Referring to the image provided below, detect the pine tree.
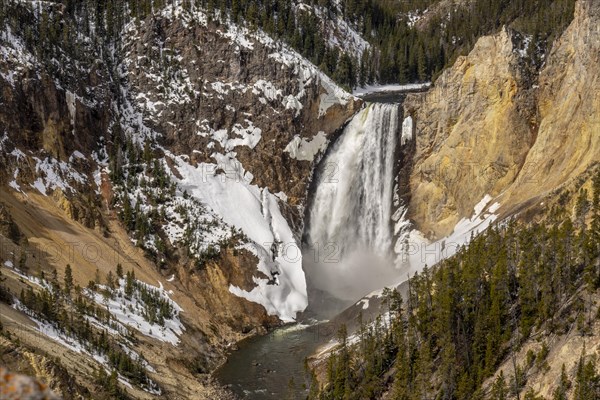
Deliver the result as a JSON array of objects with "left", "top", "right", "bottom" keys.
[
  {"left": 142, "top": 140, "right": 153, "bottom": 164},
  {"left": 106, "top": 271, "right": 116, "bottom": 290},
  {"left": 575, "top": 188, "right": 590, "bottom": 228},
  {"left": 416, "top": 44, "right": 427, "bottom": 82},
  {"left": 0, "top": 261, "right": 11, "bottom": 304},
  {"left": 523, "top": 388, "right": 545, "bottom": 400},
  {"left": 490, "top": 371, "right": 508, "bottom": 400},
  {"left": 552, "top": 364, "right": 571, "bottom": 400},
  {"left": 574, "top": 353, "right": 600, "bottom": 400},
  {"left": 122, "top": 196, "right": 133, "bottom": 230},
  {"left": 125, "top": 270, "right": 135, "bottom": 298},
  {"left": 18, "top": 246, "right": 28, "bottom": 274},
  {"left": 51, "top": 268, "right": 58, "bottom": 285},
  {"left": 108, "top": 369, "right": 119, "bottom": 396},
  {"left": 64, "top": 264, "right": 74, "bottom": 295},
  {"left": 591, "top": 169, "right": 600, "bottom": 274}
]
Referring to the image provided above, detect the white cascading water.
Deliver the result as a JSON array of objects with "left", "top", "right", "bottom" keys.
[{"left": 304, "top": 103, "right": 406, "bottom": 302}]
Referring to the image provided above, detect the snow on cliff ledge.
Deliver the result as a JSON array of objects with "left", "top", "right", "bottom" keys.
[
  {"left": 284, "top": 131, "right": 328, "bottom": 162},
  {"left": 154, "top": 1, "right": 354, "bottom": 118},
  {"left": 396, "top": 194, "right": 501, "bottom": 278},
  {"left": 169, "top": 151, "right": 307, "bottom": 322}
]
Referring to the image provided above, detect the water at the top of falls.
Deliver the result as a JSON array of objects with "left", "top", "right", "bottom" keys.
[{"left": 304, "top": 102, "right": 403, "bottom": 305}]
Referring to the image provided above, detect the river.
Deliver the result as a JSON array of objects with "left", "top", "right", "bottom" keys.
[{"left": 215, "top": 321, "right": 331, "bottom": 399}]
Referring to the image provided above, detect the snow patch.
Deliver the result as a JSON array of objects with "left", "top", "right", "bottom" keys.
[
  {"left": 284, "top": 131, "right": 328, "bottom": 162},
  {"left": 29, "top": 156, "right": 87, "bottom": 196},
  {"left": 170, "top": 152, "right": 307, "bottom": 321},
  {"left": 356, "top": 298, "right": 369, "bottom": 310},
  {"left": 197, "top": 121, "right": 262, "bottom": 151},
  {"left": 87, "top": 278, "right": 185, "bottom": 346},
  {"left": 66, "top": 91, "right": 76, "bottom": 133},
  {"left": 9, "top": 169, "right": 22, "bottom": 192},
  {"left": 282, "top": 95, "right": 303, "bottom": 116},
  {"left": 397, "top": 195, "right": 501, "bottom": 277},
  {"left": 252, "top": 79, "right": 281, "bottom": 101}
]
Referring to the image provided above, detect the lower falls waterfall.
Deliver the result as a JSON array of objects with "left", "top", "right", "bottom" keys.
[{"left": 304, "top": 102, "right": 411, "bottom": 306}]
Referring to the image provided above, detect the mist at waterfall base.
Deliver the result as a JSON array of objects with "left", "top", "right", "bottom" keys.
[
  {"left": 304, "top": 103, "right": 405, "bottom": 313},
  {"left": 302, "top": 247, "right": 399, "bottom": 303}
]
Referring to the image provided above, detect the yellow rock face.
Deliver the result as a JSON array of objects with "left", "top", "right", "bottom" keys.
[
  {"left": 500, "top": 0, "right": 600, "bottom": 211},
  {"left": 41, "top": 119, "right": 68, "bottom": 161},
  {"left": 405, "top": 27, "right": 534, "bottom": 238},
  {"left": 405, "top": 0, "right": 600, "bottom": 238}
]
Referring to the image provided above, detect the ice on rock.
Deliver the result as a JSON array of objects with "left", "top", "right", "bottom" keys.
[
  {"left": 284, "top": 131, "right": 328, "bottom": 162},
  {"left": 401, "top": 116, "right": 413, "bottom": 145}
]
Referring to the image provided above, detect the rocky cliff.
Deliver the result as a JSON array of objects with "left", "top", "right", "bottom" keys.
[
  {"left": 499, "top": 0, "right": 600, "bottom": 212},
  {"left": 404, "top": 0, "right": 599, "bottom": 239},
  {"left": 121, "top": 6, "right": 359, "bottom": 206}
]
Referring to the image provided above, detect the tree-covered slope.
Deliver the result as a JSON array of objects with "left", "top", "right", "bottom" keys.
[
  {"left": 0, "top": 0, "right": 579, "bottom": 90},
  {"left": 140, "top": 0, "right": 577, "bottom": 88},
  {"left": 310, "top": 168, "right": 600, "bottom": 400}
]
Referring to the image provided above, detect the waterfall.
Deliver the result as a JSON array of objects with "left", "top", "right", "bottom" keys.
[{"left": 304, "top": 103, "right": 404, "bottom": 303}]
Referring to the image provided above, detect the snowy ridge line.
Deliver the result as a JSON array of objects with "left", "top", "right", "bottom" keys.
[
  {"left": 314, "top": 311, "right": 392, "bottom": 360},
  {"left": 13, "top": 306, "right": 162, "bottom": 395},
  {"left": 4, "top": 262, "right": 54, "bottom": 292},
  {"left": 394, "top": 194, "right": 501, "bottom": 284},
  {"left": 4, "top": 261, "right": 184, "bottom": 347}
]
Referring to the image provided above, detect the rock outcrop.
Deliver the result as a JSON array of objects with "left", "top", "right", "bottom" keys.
[
  {"left": 499, "top": 0, "right": 600, "bottom": 211},
  {"left": 0, "top": 367, "right": 60, "bottom": 400},
  {"left": 404, "top": 0, "right": 600, "bottom": 239},
  {"left": 404, "top": 26, "right": 536, "bottom": 238}
]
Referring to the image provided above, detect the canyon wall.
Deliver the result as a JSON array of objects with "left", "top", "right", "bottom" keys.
[{"left": 404, "top": 0, "right": 599, "bottom": 239}]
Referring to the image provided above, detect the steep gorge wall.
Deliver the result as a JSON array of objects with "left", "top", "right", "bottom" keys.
[
  {"left": 404, "top": 0, "right": 599, "bottom": 239},
  {"left": 123, "top": 11, "right": 359, "bottom": 208},
  {"left": 499, "top": 0, "right": 600, "bottom": 211}
]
